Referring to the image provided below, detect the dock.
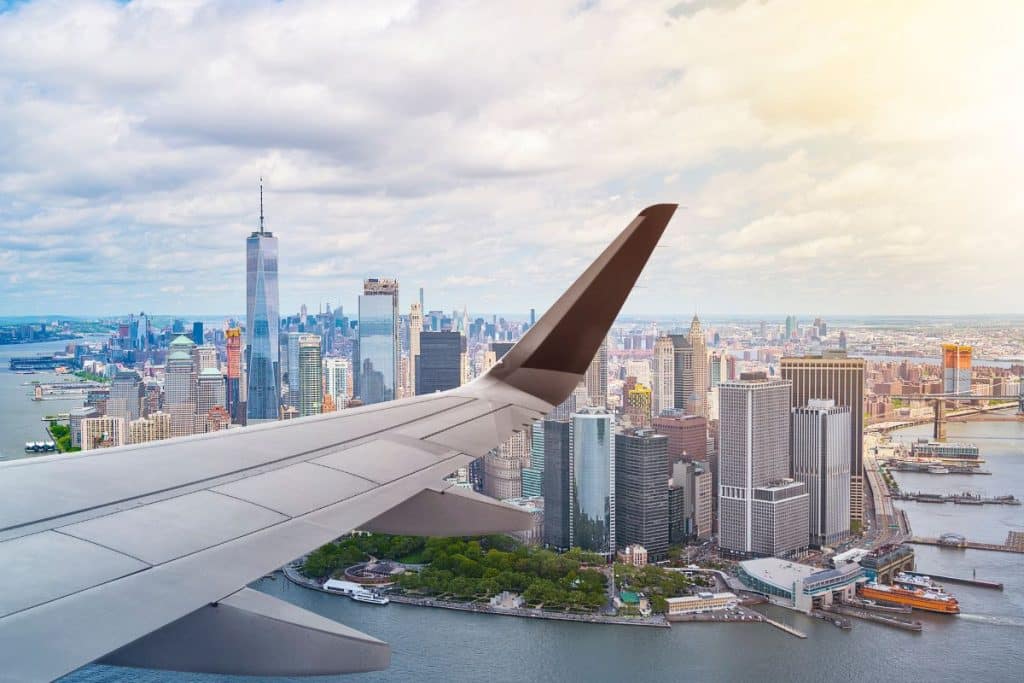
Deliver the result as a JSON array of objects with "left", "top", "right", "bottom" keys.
[
  {"left": 908, "top": 537, "right": 1024, "bottom": 555},
  {"left": 903, "top": 570, "right": 1003, "bottom": 590},
  {"left": 825, "top": 605, "right": 922, "bottom": 632},
  {"left": 761, "top": 616, "right": 807, "bottom": 639},
  {"left": 893, "top": 492, "right": 1020, "bottom": 506}
]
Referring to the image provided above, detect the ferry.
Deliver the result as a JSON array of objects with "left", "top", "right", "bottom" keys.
[
  {"left": 322, "top": 579, "right": 390, "bottom": 605},
  {"left": 926, "top": 465, "right": 949, "bottom": 474},
  {"left": 857, "top": 582, "right": 959, "bottom": 614},
  {"left": 893, "top": 573, "right": 942, "bottom": 592}
]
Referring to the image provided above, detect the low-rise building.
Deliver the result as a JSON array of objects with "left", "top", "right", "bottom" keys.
[
  {"left": 665, "top": 591, "right": 738, "bottom": 617},
  {"left": 618, "top": 544, "right": 648, "bottom": 567},
  {"left": 736, "top": 557, "right": 862, "bottom": 613}
]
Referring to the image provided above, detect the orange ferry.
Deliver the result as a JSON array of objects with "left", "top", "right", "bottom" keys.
[{"left": 857, "top": 582, "right": 960, "bottom": 614}]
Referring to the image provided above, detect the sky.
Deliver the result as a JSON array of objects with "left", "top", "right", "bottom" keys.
[{"left": 1, "top": 0, "right": 1022, "bottom": 318}]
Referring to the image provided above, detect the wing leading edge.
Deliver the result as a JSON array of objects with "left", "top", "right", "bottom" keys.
[{"left": 0, "top": 204, "right": 676, "bottom": 681}]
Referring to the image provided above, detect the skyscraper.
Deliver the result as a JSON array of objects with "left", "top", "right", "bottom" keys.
[
  {"left": 108, "top": 370, "right": 142, "bottom": 423},
  {"left": 286, "top": 331, "right": 302, "bottom": 401},
  {"left": 652, "top": 335, "right": 675, "bottom": 416},
  {"left": 322, "top": 357, "right": 350, "bottom": 410},
  {"left": 166, "top": 335, "right": 197, "bottom": 438},
  {"left": 652, "top": 410, "right": 707, "bottom": 468},
  {"left": 583, "top": 337, "right": 608, "bottom": 408},
  {"left": 297, "top": 334, "right": 322, "bottom": 417},
  {"left": 615, "top": 428, "right": 669, "bottom": 560},
  {"left": 408, "top": 303, "right": 423, "bottom": 395},
  {"left": 225, "top": 327, "right": 244, "bottom": 425},
  {"left": 780, "top": 352, "right": 866, "bottom": 527},
  {"left": 483, "top": 430, "right": 530, "bottom": 500},
  {"left": 196, "top": 368, "right": 227, "bottom": 432},
  {"left": 357, "top": 278, "right": 399, "bottom": 405},
  {"left": 570, "top": 407, "right": 616, "bottom": 558},
  {"left": 625, "top": 383, "right": 653, "bottom": 428},
  {"left": 542, "top": 419, "right": 572, "bottom": 551},
  {"left": 192, "top": 321, "right": 204, "bottom": 346},
  {"left": 719, "top": 372, "right": 807, "bottom": 557},
  {"left": 669, "top": 316, "right": 709, "bottom": 417},
  {"left": 246, "top": 181, "right": 281, "bottom": 421},
  {"left": 942, "top": 344, "right": 972, "bottom": 394},
  {"left": 522, "top": 420, "right": 544, "bottom": 498},
  {"left": 792, "top": 400, "right": 851, "bottom": 547},
  {"left": 416, "top": 331, "right": 462, "bottom": 395}
]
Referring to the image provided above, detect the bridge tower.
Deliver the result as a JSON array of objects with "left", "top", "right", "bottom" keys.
[{"left": 933, "top": 399, "right": 947, "bottom": 441}]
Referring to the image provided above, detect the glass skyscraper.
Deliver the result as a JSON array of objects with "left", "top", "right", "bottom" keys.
[
  {"left": 246, "top": 186, "right": 280, "bottom": 421},
  {"left": 569, "top": 407, "right": 616, "bottom": 558},
  {"left": 357, "top": 278, "right": 399, "bottom": 405}
]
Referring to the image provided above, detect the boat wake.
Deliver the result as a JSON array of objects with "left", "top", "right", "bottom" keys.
[{"left": 957, "top": 613, "right": 1024, "bottom": 628}]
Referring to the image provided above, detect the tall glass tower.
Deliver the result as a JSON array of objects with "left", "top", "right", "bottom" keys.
[
  {"left": 246, "top": 181, "right": 280, "bottom": 421},
  {"left": 569, "top": 407, "right": 616, "bottom": 558},
  {"left": 357, "top": 278, "right": 399, "bottom": 405}
]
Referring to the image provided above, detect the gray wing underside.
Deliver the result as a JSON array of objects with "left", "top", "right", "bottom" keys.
[{"left": 0, "top": 204, "right": 675, "bottom": 682}]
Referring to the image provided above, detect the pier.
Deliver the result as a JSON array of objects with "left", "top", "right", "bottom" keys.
[
  {"left": 760, "top": 616, "right": 807, "bottom": 639},
  {"left": 908, "top": 537, "right": 1024, "bottom": 555},
  {"left": 902, "top": 571, "right": 1003, "bottom": 590},
  {"left": 893, "top": 492, "right": 1020, "bottom": 506},
  {"left": 824, "top": 605, "right": 922, "bottom": 632}
]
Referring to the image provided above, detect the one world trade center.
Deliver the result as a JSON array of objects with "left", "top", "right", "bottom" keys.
[{"left": 246, "top": 181, "right": 280, "bottom": 420}]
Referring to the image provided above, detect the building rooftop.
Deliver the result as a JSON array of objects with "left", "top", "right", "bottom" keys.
[{"left": 739, "top": 558, "right": 817, "bottom": 590}]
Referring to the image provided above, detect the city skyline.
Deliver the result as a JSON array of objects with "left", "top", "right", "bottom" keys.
[{"left": 1, "top": 1, "right": 1022, "bottom": 316}]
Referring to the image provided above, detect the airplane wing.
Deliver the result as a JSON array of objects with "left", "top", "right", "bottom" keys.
[{"left": 0, "top": 204, "right": 676, "bottom": 682}]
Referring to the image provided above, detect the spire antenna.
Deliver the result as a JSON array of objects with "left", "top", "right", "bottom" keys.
[{"left": 259, "top": 177, "right": 265, "bottom": 234}]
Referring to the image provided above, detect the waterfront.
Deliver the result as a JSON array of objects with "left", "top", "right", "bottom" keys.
[{"left": 3, "top": 341, "right": 1021, "bottom": 682}]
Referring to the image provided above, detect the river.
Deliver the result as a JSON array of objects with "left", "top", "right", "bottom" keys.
[{"left": 2, "top": 342, "right": 1020, "bottom": 682}]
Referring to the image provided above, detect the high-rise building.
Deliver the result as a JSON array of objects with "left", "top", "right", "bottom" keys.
[
  {"left": 652, "top": 410, "right": 707, "bottom": 469},
  {"left": 127, "top": 411, "right": 171, "bottom": 445},
  {"left": 195, "top": 345, "right": 218, "bottom": 372},
  {"left": 670, "top": 316, "right": 709, "bottom": 417},
  {"left": 416, "top": 331, "right": 462, "bottom": 395},
  {"left": 357, "top": 278, "right": 399, "bottom": 405},
  {"left": 584, "top": 337, "right": 608, "bottom": 408},
  {"left": 483, "top": 429, "right": 530, "bottom": 500},
  {"left": 225, "top": 327, "right": 244, "bottom": 425},
  {"left": 942, "top": 344, "right": 972, "bottom": 394},
  {"left": 323, "top": 357, "right": 350, "bottom": 410},
  {"left": 653, "top": 335, "right": 675, "bottom": 416},
  {"left": 522, "top": 420, "right": 544, "bottom": 498},
  {"left": 81, "top": 415, "right": 126, "bottom": 451},
  {"left": 246, "top": 182, "right": 281, "bottom": 421},
  {"left": 615, "top": 428, "right": 669, "bottom": 560},
  {"left": 108, "top": 370, "right": 142, "bottom": 423},
  {"left": 286, "top": 331, "right": 302, "bottom": 401},
  {"left": 69, "top": 406, "right": 98, "bottom": 449},
  {"left": 625, "top": 383, "right": 653, "bottom": 428},
  {"left": 792, "top": 400, "right": 851, "bottom": 547},
  {"left": 408, "top": 303, "right": 423, "bottom": 395},
  {"left": 719, "top": 372, "right": 807, "bottom": 557},
  {"left": 166, "top": 335, "right": 197, "bottom": 438},
  {"left": 570, "top": 407, "right": 616, "bottom": 558},
  {"left": 297, "top": 334, "right": 323, "bottom": 417},
  {"left": 780, "top": 352, "right": 866, "bottom": 527},
  {"left": 669, "top": 460, "right": 713, "bottom": 541},
  {"left": 192, "top": 321, "right": 204, "bottom": 346},
  {"left": 542, "top": 419, "right": 572, "bottom": 550},
  {"left": 196, "top": 368, "right": 227, "bottom": 431}
]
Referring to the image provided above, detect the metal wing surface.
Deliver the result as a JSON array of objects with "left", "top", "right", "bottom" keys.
[{"left": 0, "top": 204, "right": 676, "bottom": 681}]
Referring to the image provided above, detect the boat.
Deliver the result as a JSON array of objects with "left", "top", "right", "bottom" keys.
[
  {"left": 926, "top": 465, "right": 949, "bottom": 474},
  {"left": 322, "top": 579, "right": 389, "bottom": 605},
  {"left": 352, "top": 589, "right": 390, "bottom": 605},
  {"left": 893, "top": 573, "right": 943, "bottom": 592},
  {"left": 857, "top": 582, "right": 959, "bottom": 614}
]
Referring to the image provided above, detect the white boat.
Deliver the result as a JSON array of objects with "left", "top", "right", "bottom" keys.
[
  {"left": 894, "top": 572, "right": 943, "bottom": 591},
  {"left": 927, "top": 465, "right": 949, "bottom": 474},
  {"left": 323, "top": 579, "right": 389, "bottom": 605},
  {"left": 352, "top": 589, "right": 390, "bottom": 605}
]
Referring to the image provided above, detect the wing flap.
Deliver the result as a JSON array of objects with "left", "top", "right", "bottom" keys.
[{"left": 363, "top": 486, "right": 534, "bottom": 537}]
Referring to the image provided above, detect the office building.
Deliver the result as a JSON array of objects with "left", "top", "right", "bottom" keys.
[
  {"left": 225, "top": 327, "right": 244, "bottom": 425},
  {"left": 357, "top": 278, "right": 399, "bottom": 404},
  {"left": 408, "top": 303, "right": 423, "bottom": 396},
  {"left": 792, "top": 400, "right": 851, "bottom": 547},
  {"left": 166, "top": 335, "right": 197, "bottom": 438},
  {"left": 246, "top": 184, "right": 281, "bottom": 421},
  {"left": 483, "top": 429, "right": 530, "bottom": 500},
  {"left": 652, "top": 335, "right": 675, "bottom": 415},
  {"left": 625, "top": 383, "right": 653, "bottom": 428},
  {"left": 69, "top": 406, "right": 98, "bottom": 449},
  {"left": 296, "top": 334, "right": 323, "bottom": 417},
  {"left": 192, "top": 321, "right": 204, "bottom": 346},
  {"left": 522, "top": 420, "right": 544, "bottom": 498},
  {"left": 652, "top": 410, "right": 707, "bottom": 468},
  {"left": 670, "top": 460, "right": 712, "bottom": 541},
  {"left": 942, "top": 344, "right": 972, "bottom": 394},
  {"left": 780, "top": 352, "right": 865, "bottom": 526},
  {"left": 542, "top": 419, "right": 572, "bottom": 551},
  {"left": 615, "top": 428, "right": 669, "bottom": 560},
  {"left": 127, "top": 411, "right": 171, "bottom": 445},
  {"left": 108, "top": 370, "right": 143, "bottom": 422},
  {"left": 416, "top": 331, "right": 462, "bottom": 395},
  {"left": 719, "top": 372, "right": 808, "bottom": 557},
  {"left": 669, "top": 316, "right": 709, "bottom": 417},
  {"left": 569, "top": 407, "right": 616, "bottom": 558},
  {"left": 286, "top": 331, "right": 302, "bottom": 400},
  {"left": 584, "top": 337, "right": 608, "bottom": 408},
  {"left": 323, "top": 357, "right": 351, "bottom": 410},
  {"left": 81, "top": 415, "right": 126, "bottom": 451},
  {"left": 195, "top": 345, "right": 217, "bottom": 372},
  {"left": 196, "top": 368, "right": 227, "bottom": 431}
]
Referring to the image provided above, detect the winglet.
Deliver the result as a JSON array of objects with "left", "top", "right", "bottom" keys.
[{"left": 481, "top": 204, "right": 676, "bottom": 405}]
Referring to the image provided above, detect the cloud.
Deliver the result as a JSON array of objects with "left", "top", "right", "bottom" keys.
[{"left": 0, "top": 0, "right": 1021, "bottom": 316}]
